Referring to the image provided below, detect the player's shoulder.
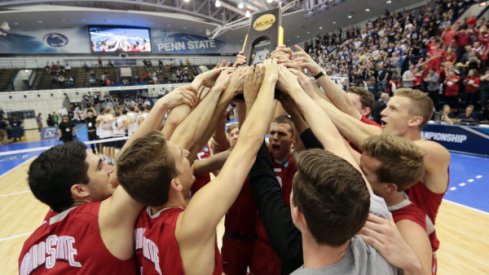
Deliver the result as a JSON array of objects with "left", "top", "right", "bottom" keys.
[{"left": 415, "top": 139, "right": 450, "bottom": 162}]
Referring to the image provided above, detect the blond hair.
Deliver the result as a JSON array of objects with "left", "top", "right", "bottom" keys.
[
  {"left": 395, "top": 88, "right": 434, "bottom": 129},
  {"left": 362, "top": 135, "right": 425, "bottom": 191}
]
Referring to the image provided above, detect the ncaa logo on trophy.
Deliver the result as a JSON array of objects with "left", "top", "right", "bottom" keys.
[{"left": 242, "top": 8, "right": 284, "bottom": 65}]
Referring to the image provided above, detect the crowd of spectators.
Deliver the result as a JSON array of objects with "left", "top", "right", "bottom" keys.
[{"left": 304, "top": 0, "right": 489, "bottom": 124}]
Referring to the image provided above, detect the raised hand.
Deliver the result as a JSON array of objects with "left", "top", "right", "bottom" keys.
[
  {"left": 162, "top": 85, "right": 198, "bottom": 108},
  {"left": 277, "top": 64, "right": 300, "bottom": 95},
  {"left": 192, "top": 67, "right": 224, "bottom": 89},
  {"left": 244, "top": 65, "right": 264, "bottom": 108},
  {"left": 288, "top": 68, "right": 321, "bottom": 100},
  {"left": 212, "top": 68, "right": 233, "bottom": 91},
  {"left": 233, "top": 51, "right": 247, "bottom": 67},
  {"left": 292, "top": 45, "right": 322, "bottom": 75},
  {"left": 227, "top": 67, "right": 249, "bottom": 95},
  {"left": 358, "top": 214, "right": 422, "bottom": 272}
]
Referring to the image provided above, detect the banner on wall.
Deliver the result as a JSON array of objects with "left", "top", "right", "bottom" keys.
[
  {"left": 151, "top": 31, "right": 238, "bottom": 54},
  {"left": 422, "top": 123, "right": 489, "bottom": 156},
  {"left": 0, "top": 27, "right": 91, "bottom": 54}
]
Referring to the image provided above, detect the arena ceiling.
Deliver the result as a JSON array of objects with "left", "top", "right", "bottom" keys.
[{"left": 0, "top": 0, "right": 428, "bottom": 47}]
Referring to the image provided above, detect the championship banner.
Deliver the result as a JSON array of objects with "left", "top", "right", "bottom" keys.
[
  {"left": 422, "top": 124, "right": 489, "bottom": 157},
  {"left": 242, "top": 8, "right": 283, "bottom": 65},
  {"left": 0, "top": 27, "right": 91, "bottom": 54},
  {"left": 151, "top": 31, "right": 238, "bottom": 54}
]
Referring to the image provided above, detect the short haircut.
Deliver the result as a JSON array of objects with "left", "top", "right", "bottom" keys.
[
  {"left": 117, "top": 131, "right": 177, "bottom": 206},
  {"left": 226, "top": 123, "right": 240, "bottom": 135},
  {"left": 292, "top": 149, "right": 370, "bottom": 246},
  {"left": 348, "top": 87, "right": 375, "bottom": 110},
  {"left": 362, "top": 135, "right": 425, "bottom": 191},
  {"left": 395, "top": 88, "right": 434, "bottom": 129},
  {"left": 28, "top": 142, "right": 89, "bottom": 212},
  {"left": 272, "top": 115, "right": 295, "bottom": 137}
]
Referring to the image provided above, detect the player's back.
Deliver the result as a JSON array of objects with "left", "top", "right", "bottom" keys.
[
  {"left": 19, "top": 202, "right": 137, "bottom": 275},
  {"left": 136, "top": 207, "right": 222, "bottom": 275}
]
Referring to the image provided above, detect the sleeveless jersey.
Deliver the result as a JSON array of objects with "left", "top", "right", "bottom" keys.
[
  {"left": 224, "top": 178, "right": 257, "bottom": 236},
  {"left": 19, "top": 202, "right": 137, "bottom": 275},
  {"left": 406, "top": 180, "right": 446, "bottom": 251},
  {"left": 389, "top": 197, "right": 438, "bottom": 275},
  {"left": 134, "top": 207, "right": 222, "bottom": 275}
]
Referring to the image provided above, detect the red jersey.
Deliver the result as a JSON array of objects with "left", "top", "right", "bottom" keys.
[
  {"left": 19, "top": 202, "right": 137, "bottom": 275},
  {"left": 389, "top": 198, "right": 438, "bottom": 275},
  {"left": 225, "top": 179, "right": 257, "bottom": 235},
  {"left": 406, "top": 181, "right": 446, "bottom": 251},
  {"left": 360, "top": 116, "right": 380, "bottom": 127},
  {"left": 444, "top": 76, "right": 460, "bottom": 96},
  {"left": 134, "top": 207, "right": 222, "bottom": 275},
  {"left": 465, "top": 76, "right": 480, "bottom": 93},
  {"left": 191, "top": 145, "right": 212, "bottom": 194}
]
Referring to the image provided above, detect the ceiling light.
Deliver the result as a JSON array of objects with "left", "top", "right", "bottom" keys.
[
  {"left": 347, "top": 15, "right": 352, "bottom": 19},
  {"left": 319, "top": 26, "right": 323, "bottom": 30},
  {"left": 184, "top": 0, "right": 190, "bottom": 2},
  {"left": 365, "top": 8, "right": 370, "bottom": 12},
  {"left": 238, "top": 2, "right": 244, "bottom": 9},
  {"left": 215, "top": 0, "right": 221, "bottom": 8},
  {"left": 245, "top": 10, "right": 251, "bottom": 17},
  {"left": 333, "top": 21, "right": 336, "bottom": 24},
  {"left": 386, "top": 0, "right": 392, "bottom": 4},
  {"left": 266, "top": 0, "right": 273, "bottom": 3}
]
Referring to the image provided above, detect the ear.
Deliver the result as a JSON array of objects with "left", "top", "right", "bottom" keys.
[
  {"left": 170, "top": 178, "right": 183, "bottom": 192},
  {"left": 70, "top": 184, "right": 91, "bottom": 200},
  {"left": 408, "top": 116, "right": 423, "bottom": 128},
  {"left": 362, "top": 107, "right": 371, "bottom": 117},
  {"left": 385, "top": 183, "right": 398, "bottom": 193}
]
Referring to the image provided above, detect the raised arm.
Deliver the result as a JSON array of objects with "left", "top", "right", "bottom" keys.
[
  {"left": 98, "top": 85, "right": 197, "bottom": 260},
  {"left": 292, "top": 45, "right": 362, "bottom": 119},
  {"left": 178, "top": 63, "right": 277, "bottom": 242},
  {"left": 314, "top": 95, "right": 381, "bottom": 148},
  {"left": 278, "top": 65, "right": 359, "bottom": 170},
  {"left": 169, "top": 70, "right": 232, "bottom": 159}
]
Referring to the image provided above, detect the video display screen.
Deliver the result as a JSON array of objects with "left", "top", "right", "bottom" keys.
[{"left": 89, "top": 26, "right": 151, "bottom": 53}]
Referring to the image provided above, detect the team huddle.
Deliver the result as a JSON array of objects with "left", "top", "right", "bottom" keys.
[{"left": 19, "top": 46, "right": 450, "bottom": 275}]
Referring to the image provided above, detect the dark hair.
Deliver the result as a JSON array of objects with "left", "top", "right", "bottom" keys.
[
  {"left": 292, "top": 149, "right": 370, "bottom": 246},
  {"left": 348, "top": 86, "right": 375, "bottom": 111},
  {"left": 117, "top": 131, "right": 177, "bottom": 206},
  {"left": 28, "top": 142, "right": 89, "bottom": 212}
]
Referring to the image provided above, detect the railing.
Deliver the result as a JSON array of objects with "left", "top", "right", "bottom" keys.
[{"left": 0, "top": 54, "right": 234, "bottom": 69}]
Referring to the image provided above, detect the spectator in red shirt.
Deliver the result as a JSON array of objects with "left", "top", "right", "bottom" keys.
[
  {"left": 464, "top": 69, "right": 480, "bottom": 106},
  {"left": 454, "top": 26, "right": 473, "bottom": 61},
  {"left": 444, "top": 70, "right": 461, "bottom": 109},
  {"left": 441, "top": 23, "right": 457, "bottom": 48}
]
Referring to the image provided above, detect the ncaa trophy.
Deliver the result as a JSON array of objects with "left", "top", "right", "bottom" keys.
[{"left": 242, "top": 8, "right": 284, "bottom": 65}]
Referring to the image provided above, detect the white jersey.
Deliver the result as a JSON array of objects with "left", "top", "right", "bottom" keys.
[
  {"left": 127, "top": 111, "right": 138, "bottom": 136},
  {"left": 98, "top": 114, "right": 114, "bottom": 139},
  {"left": 112, "top": 115, "right": 127, "bottom": 137}
]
